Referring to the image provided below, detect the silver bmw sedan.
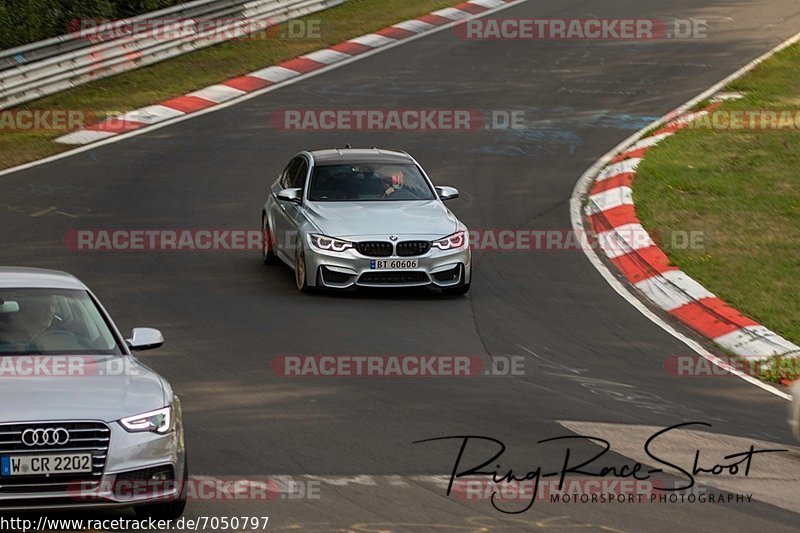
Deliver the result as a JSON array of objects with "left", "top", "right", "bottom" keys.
[
  {"left": 261, "top": 148, "right": 472, "bottom": 294},
  {"left": 0, "top": 267, "right": 186, "bottom": 518}
]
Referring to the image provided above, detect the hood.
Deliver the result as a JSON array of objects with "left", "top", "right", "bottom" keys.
[
  {"left": 0, "top": 356, "right": 167, "bottom": 423},
  {"left": 304, "top": 200, "right": 459, "bottom": 239}
]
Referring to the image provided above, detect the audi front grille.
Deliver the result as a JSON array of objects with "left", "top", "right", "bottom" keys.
[
  {"left": 0, "top": 421, "right": 110, "bottom": 494},
  {"left": 396, "top": 241, "right": 431, "bottom": 257}
]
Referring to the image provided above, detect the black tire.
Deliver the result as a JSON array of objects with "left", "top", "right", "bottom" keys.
[
  {"left": 133, "top": 456, "right": 188, "bottom": 520},
  {"left": 295, "top": 244, "right": 310, "bottom": 292},
  {"left": 262, "top": 213, "right": 279, "bottom": 265}
]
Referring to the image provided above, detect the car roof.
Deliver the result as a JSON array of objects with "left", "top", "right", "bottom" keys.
[
  {"left": 309, "top": 148, "right": 414, "bottom": 165},
  {"left": 0, "top": 267, "right": 87, "bottom": 290}
]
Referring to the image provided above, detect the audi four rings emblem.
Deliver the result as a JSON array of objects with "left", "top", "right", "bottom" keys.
[{"left": 21, "top": 427, "right": 70, "bottom": 446}]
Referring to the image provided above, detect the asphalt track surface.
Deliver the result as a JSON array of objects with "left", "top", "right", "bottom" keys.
[{"left": 2, "top": 0, "right": 800, "bottom": 531}]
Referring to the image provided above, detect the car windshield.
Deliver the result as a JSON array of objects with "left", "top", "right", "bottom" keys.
[
  {"left": 0, "top": 288, "right": 123, "bottom": 356},
  {"left": 308, "top": 163, "right": 436, "bottom": 201}
]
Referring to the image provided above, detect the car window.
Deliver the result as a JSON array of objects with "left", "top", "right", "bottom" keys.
[
  {"left": 0, "top": 288, "right": 123, "bottom": 356},
  {"left": 289, "top": 159, "right": 309, "bottom": 189},
  {"left": 308, "top": 163, "right": 435, "bottom": 201},
  {"left": 280, "top": 158, "right": 301, "bottom": 189}
]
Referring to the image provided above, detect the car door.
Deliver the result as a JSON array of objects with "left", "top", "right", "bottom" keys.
[{"left": 271, "top": 156, "right": 308, "bottom": 257}]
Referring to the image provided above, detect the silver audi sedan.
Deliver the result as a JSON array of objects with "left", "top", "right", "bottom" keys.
[
  {"left": 261, "top": 148, "right": 472, "bottom": 294},
  {"left": 0, "top": 267, "right": 187, "bottom": 518}
]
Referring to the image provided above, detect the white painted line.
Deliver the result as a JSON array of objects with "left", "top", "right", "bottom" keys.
[
  {"left": 666, "top": 109, "right": 709, "bottom": 127},
  {"left": 249, "top": 66, "right": 300, "bottom": 83},
  {"left": 54, "top": 130, "right": 117, "bottom": 145},
  {"left": 586, "top": 186, "right": 633, "bottom": 214},
  {"left": 715, "top": 326, "right": 800, "bottom": 359},
  {"left": 571, "top": 27, "right": 800, "bottom": 401},
  {"left": 634, "top": 270, "right": 716, "bottom": 312},
  {"left": 118, "top": 104, "right": 185, "bottom": 125},
  {"left": 349, "top": 33, "right": 397, "bottom": 48},
  {"left": 596, "top": 158, "right": 641, "bottom": 181},
  {"left": 711, "top": 91, "right": 746, "bottom": 102},
  {"left": 393, "top": 20, "right": 436, "bottom": 33},
  {"left": 596, "top": 223, "right": 654, "bottom": 259},
  {"left": 470, "top": 0, "right": 507, "bottom": 7},
  {"left": 194, "top": 474, "right": 453, "bottom": 489},
  {"left": 188, "top": 84, "right": 247, "bottom": 103},
  {"left": 302, "top": 49, "right": 351, "bottom": 65},
  {"left": 628, "top": 132, "right": 673, "bottom": 151},
  {"left": 432, "top": 7, "right": 473, "bottom": 20}
]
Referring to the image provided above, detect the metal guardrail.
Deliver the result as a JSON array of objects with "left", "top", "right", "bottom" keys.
[
  {"left": 0, "top": 0, "right": 343, "bottom": 109},
  {"left": 0, "top": 0, "right": 242, "bottom": 71}
]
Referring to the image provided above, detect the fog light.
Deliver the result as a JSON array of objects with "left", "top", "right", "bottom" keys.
[
  {"left": 114, "top": 466, "right": 175, "bottom": 500},
  {"left": 150, "top": 470, "right": 170, "bottom": 482}
]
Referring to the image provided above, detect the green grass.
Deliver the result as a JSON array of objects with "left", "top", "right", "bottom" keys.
[
  {"left": 0, "top": 0, "right": 460, "bottom": 170},
  {"left": 634, "top": 43, "right": 800, "bottom": 371}
]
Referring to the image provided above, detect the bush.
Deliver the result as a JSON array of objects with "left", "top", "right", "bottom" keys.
[{"left": 0, "top": 0, "right": 187, "bottom": 50}]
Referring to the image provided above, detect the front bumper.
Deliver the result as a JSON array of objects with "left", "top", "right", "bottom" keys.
[
  {"left": 304, "top": 238, "right": 472, "bottom": 289},
  {"left": 0, "top": 417, "right": 185, "bottom": 511}
]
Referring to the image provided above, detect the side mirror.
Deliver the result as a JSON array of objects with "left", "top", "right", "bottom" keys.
[
  {"left": 126, "top": 327, "right": 164, "bottom": 351},
  {"left": 436, "top": 186, "right": 459, "bottom": 201},
  {"left": 277, "top": 188, "right": 302, "bottom": 204},
  {"left": 0, "top": 300, "right": 19, "bottom": 314}
]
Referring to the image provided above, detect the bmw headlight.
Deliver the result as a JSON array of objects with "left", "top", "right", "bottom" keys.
[
  {"left": 431, "top": 231, "right": 466, "bottom": 250},
  {"left": 120, "top": 407, "right": 173, "bottom": 434},
  {"left": 309, "top": 234, "right": 354, "bottom": 252}
]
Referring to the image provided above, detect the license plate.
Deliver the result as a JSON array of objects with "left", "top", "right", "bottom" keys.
[
  {"left": 370, "top": 259, "right": 419, "bottom": 270},
  {"left": 1, "top": 453, "right": 92, "bottom": 476}
]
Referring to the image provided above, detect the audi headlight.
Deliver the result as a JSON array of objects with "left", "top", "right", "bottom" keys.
[
  {"left": 120, "top": 407, "right": 172, "bottom": 434},
  {"left": 309, "top": 234, "right": 354, "bottom": 252},
  {"left": 432, "top": 231, "right": 466, "bottom": 250}
]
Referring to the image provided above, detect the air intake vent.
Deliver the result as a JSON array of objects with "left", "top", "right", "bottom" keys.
[
  {"left": 396, "top": 241, "right": 431, "bottom": 257},
  {"left": 356, "top": 241, "right": 393, "bottom": 257},
  {"left": 359, "top": 271, "right": 429, "bottom": 285}
]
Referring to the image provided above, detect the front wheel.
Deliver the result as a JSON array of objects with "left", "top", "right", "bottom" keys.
[
  {"left": 262, "top": 214, "right": 279, "bottom": 265},
  {"left": 295, "top": 244, "right": 310, "bottom": 292}
]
